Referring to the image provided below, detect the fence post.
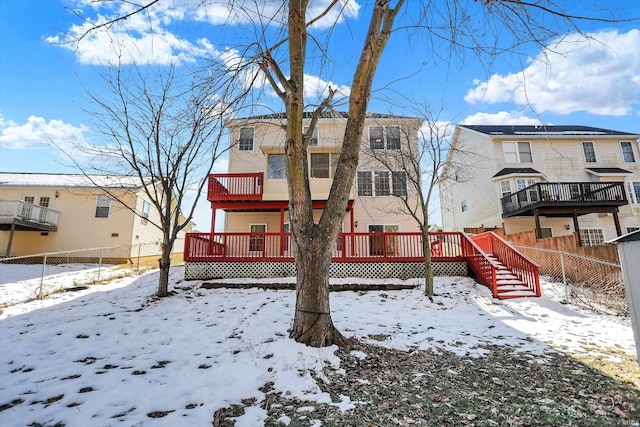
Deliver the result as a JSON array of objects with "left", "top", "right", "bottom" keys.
[
  {"left": 137, "top": 243, "right": 141, "bottom": 272},
  {"left": 560, "top": 252, "right": 568, "bottom": 302},
  {"left": 38, "top": 253, "right": 47, "bottom": 300},
  {"left": 97, "top": 247, "right": 104, "bottom": 283}
]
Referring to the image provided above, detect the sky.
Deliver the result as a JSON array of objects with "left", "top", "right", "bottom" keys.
[
  {"left": 0, "top": 264, "right": 636, "bottom": 426},
  {"left": 1, "top": 0, "right": 640, "bottom": 229}
]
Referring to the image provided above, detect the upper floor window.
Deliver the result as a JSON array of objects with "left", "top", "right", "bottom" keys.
[
  {"left": 95, "top": 194, "right": 111, "bottom": 218},
  {"left": 267, "top": 154, "right": 286, "bottom": 179},
  {"left": 304, "top": 126, "right": 319, "bottom": 146},
  {"left": 502, "top": 141, "right": 532, "bottom": 163},
  {"left": 369, "top": 126, "right": 401, "bottom": 149},
  {"left": 141, "top": 200, "right": 150, "bottom": 224},
  {"left": 627, "top": 181, "right": 640, "bottom": 204},
  {"left": 582, "top": 141, "right": 597, "bottom": 163},
  {"left": 374, "top": 171, "right": 390, "bottom": 196},
  {"left": 500, "top": 180, "right": 512, "bottom": 198},
  {"left": 357, "top": 171, "right": 373, "bottom": 196},
  {"left": 309, "top": 153, "right": 339, "bottom": 178},
  {"left": 392, "top": 171, "right": 407, "bottom": 197},
  {"left": 310, "top": 153, "right": 330, "bottom": 178},
  {"left": 239, "top": 127, "right": 254, "bottom": 151},
  {"left": 621, "top": 141, "right": 636, "bottom": 163},
  {"left": 461, "top": 200, "right": 468, "bottom": 212}
]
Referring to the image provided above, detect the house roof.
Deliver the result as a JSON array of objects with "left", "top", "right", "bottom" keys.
[
  {"left": 228, "top": 111, "right": 421, "bottom": 122},
  {"left": 0, "top": 172, "right": 148, "bottom": 189},
  {"left": 459, "top": 125, "right": 640, "bottom": 138},
  {"left": 492, "top": 168, "right": 542, "bottom": 178},
  {"left": 585, "top": 167, "right": 632, "bottom": 176}
]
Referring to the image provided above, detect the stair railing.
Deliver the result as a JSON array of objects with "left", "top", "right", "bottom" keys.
[
  {"left": 460, "top": 233, "right": 499, "bottom": 297},
  {"left": 472, "top": 231, "right": 541, "bottom": 297}
]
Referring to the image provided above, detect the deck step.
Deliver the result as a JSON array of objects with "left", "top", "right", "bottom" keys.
[{"left": 487, "top": 255, "right": 537, "bottom": 299}]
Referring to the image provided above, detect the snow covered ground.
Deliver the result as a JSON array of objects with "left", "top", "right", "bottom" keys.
[{"left": 0, "top": 264, "right": 635, "bottom": 426}]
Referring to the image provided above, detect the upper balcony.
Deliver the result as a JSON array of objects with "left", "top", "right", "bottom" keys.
[
  {"left": 207, "top": 172, "right": 356, "bottom": 205},
  {"left": 207, "top": 173, "right": 264, "bottom": 202},
  {"left": 501, "top": 182, "right": 627, "bottom": 217},
  {"left": 0, "top": 199, "right": 59, "bottom": 231}
]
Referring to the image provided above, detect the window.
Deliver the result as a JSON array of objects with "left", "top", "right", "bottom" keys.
[
  {"left": 239, "top": 127, "right": 254, "bottom": 151},
  {"left": 621, "top": 141, "right": 636, "bottom": 163},
  {"left": 249, "top": 224, "right": 266, "bottom": 252},
  {"left": 503, "top": 141, "right": 532, "bottom": 163},
  {"left": 369, "top": 126, "right": 401, "bottom": 149},
  {"left": 304, "top": 126, "right": 318, "bottom": 146},
  {"left": 267, "top": 154, "right": 286, "bottom": 179},
  {"left": 368, "top": 224, "right": 398, "bottom": 256},
  {"left": 461, "top": 200, "right": 468, "bottom": 212},
  {"left": 392, "top": 171, "right": 407, "bottom": 196},
  {"left": 582, "top": 141, "right": 597, "bottom": 163},
  {"left": 374, "top": 171, "right": 390, "bottom": 196},
  {"left": 386, "top": 127, "right": 400, "bottom": 149},
  {"left": 580, "top": 228, "right": 604, "bottom": 246},
  {"left": 516, "top": 178, "right": 539, "bottom": 203},
  {"left": 539, "top": 228, "right": 552, "bottom": 238},
  {"left": 357, "top": 171, "right": 373, "bottom": 196},
  {"left": 95, "top": 194, "right": 111, "bottom": 218},
  {"left": 310, "top": 153, "right": 330, "bottom": 178},
  {"left": 627, "top": 182, "right": 640, "bottom": 204},
  {"left": 141, "top": 200, "right": 150, "bottom": 224},
  {"left": 358, "top": 171, "right": 402, "bottom": 196},
  {"left": 500, "top": 181, "right": 512, "bottom": 198}
]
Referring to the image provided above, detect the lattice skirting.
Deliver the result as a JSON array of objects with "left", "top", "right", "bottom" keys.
[{"left": 185, "top": 261, "right": 467, "bottom": 280}]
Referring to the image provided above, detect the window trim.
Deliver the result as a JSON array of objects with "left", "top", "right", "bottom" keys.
[
  {"left": 238, "top": 127, "right": 255, "bottom": 151},
  {"left": 310, "top": 153, "right": 330, "bottom": 178},
  {"left": 304, "top": 126, "right": 319, "bottom": 146},
  {"left": 627, "top": 181, "right": 640, "bottom": 204},
  {"left": 581, "top": 141, "right": 597, "bottom": 163},
  {"left": 580, "top": 228, "right": 605, "bottom": 247},
  {"left": 369, "top": 125, "right": 401, "bottom": 150},
  {"left": 141, "top": 200, "right": 150, "bottom": 224}
]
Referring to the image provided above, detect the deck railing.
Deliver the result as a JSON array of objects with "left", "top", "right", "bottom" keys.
[
  {"left": 501, "top": 181, "right": 627, "bottom": 216},
  {"left": 207, "top": 173, "right": 263, "bottom": 201},
  {"left": 184, "top": 231, "right": 467, "bottom": 263},
  {"left": 0, "top": 199, "right": 60, "bottom": 227},
  {"left": 471, "top": 231, "right": 541, "bottom": 297}
]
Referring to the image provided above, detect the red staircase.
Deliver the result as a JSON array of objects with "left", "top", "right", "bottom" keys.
[{"left": 466, "top": 232, "right": 541, "bottom": 299}]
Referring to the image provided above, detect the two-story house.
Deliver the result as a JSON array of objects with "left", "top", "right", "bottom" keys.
[
  {"left": 439, "top": 125, "right": 640, "bottom": 246},
  {"left": 0, "top": 172, "right": 191, "bottom": 260},
  {"left": 209, "top": 112, "right": 424, "bottom": 245}
]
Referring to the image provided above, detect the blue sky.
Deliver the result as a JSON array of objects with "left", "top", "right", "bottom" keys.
[{"left": 1, "top": 0, "right": 640, "bottom": 228}]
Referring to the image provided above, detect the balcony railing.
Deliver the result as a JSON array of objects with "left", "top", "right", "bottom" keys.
[
  {"left": 207, "top": 173, "right": 263, "bottom": 202},
  {"left": 0, "top": 199, "right": 60, "bottom": 229},
  {"left": 501, "top": 182, "right": 627, "bottom": 217}
]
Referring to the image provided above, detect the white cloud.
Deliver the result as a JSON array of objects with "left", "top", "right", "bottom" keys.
[
  {"left": 461, "top": 111, "right": 542, "bottom": 126},
  {"left": 194, "top": 0, "right": 360, "bottom": 29},
  {"left": 51, "top": 0, "right": 360, "bottom": 65},
  {"left": 465, "top": 29, "right": 640, "bottom": 116},
  {"left": 0, "top": 116, "right": 90, "bottom": 150},
  {"left": 304, "top": 74, "right": 351, "bottom": 101}
]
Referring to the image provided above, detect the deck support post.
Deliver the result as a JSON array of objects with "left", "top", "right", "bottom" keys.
[
  {"left": 613, "top": 210, "right": 622, "bottom": 237},
  {"left": 533, "top": 210, "right": 541, "bottom": 239},
  {"left": 5, "top": 222, "right": 16, "bottom": 257},
  {"left": 573, "top": 213, "right": 582, "bottom": 246}
]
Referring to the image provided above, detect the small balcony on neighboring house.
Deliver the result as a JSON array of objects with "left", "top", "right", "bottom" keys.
[
  {"left": 0, "top": 199, "right": 60, "bottom": 257},
  {"left": 500, "top": 182, "right": 628, "bottom": 244}
]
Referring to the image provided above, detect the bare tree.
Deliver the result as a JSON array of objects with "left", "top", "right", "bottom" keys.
[
  {"left": 361, "top": 107, "right": 461, "bottom": 298},
  {"left": 69, "top": 0, "right": 634, "bottom": 346},
  {"left": 68, "top": 63, "right": 235, "bottom": 297}
]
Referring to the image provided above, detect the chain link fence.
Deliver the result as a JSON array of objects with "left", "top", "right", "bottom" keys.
[
  {"left": 514, "top": 245, "right": 626, "bottom": 317},
  {"left": 0, "top": 240, "right": 184, "bottom": 307}
]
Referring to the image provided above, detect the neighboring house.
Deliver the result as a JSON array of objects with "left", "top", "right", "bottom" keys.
[
  {"left": 439, "top": 125, "right": 640, "bottom": 246},
  {"left": 212, "top": 112, "right": 424, "bottom": 241},
  {"left": 0, "top": 172, "right": 191, "bottom": 260}
]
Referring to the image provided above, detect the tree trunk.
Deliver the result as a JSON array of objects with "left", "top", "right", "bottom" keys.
[
  {"left": 422, "top": 231, "right": 434, "bottom": 298},
  {"left": 157, "top": 243, "right": 171, "bottom": 297},
  {"left": 289, "top": 233, "right": 349, "bottom": 347}
]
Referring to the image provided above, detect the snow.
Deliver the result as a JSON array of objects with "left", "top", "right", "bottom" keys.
[{"left": 0, "top": 264, "right": 635, "bottom": 426}]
